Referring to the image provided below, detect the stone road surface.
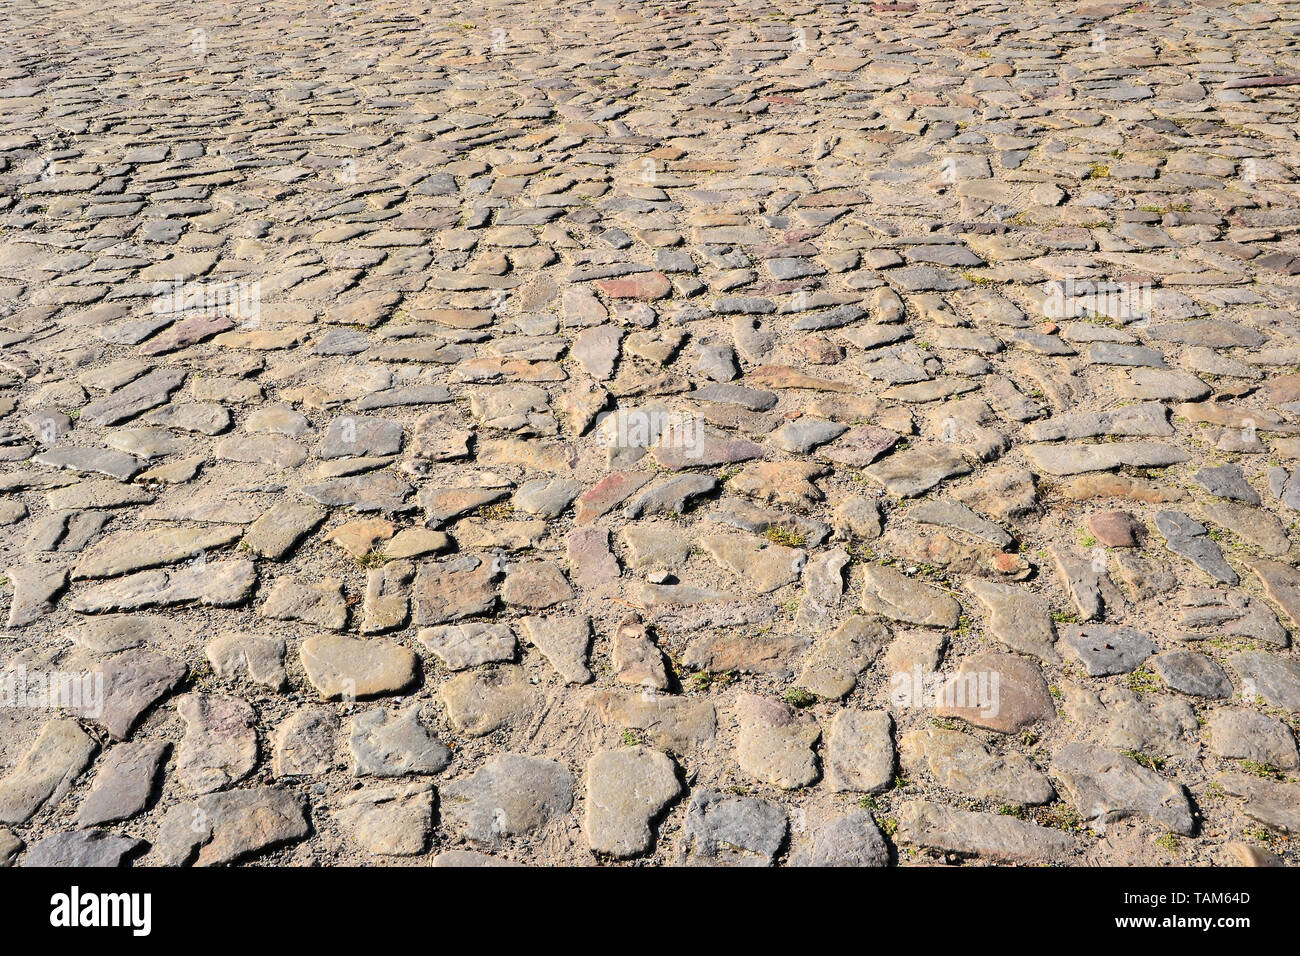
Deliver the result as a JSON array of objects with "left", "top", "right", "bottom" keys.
[{"left": 1, "top": 0, "right": 1299, "bottom": 867}]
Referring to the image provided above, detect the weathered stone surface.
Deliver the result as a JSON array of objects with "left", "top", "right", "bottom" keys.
[
  {"left": 793, "top": 547, "right": 849, "bottom": 632},
  {"left": 1224, "top": 842, "right": 1285, "bottom": 867},
  {"left": 441, "top": 755, "right": 574, "bottom": 842},
  {"left": 302, "top": 473, "right": 413, "bottom": 513},
  {"left": 576, "top": 471, "right": 652, "bottom": 523},
  {"left": 861, "top": 564, "right": 961, "bottom": 628},
  {"left": 35, "top": 445, "right": 143, "bottom": 481},
  {"left": 650, "top": 428, "right": 763, "bottom": 471},
  {"left": 911, "top": 499, "right": 1012, "bottom": 548},
  {"left": 1051, "top": 743, "right": 1195, "bottom": 835},
  {"left": 585, "top": 747, "right": 680, "bottom": 858},
  {"left": 360, "top": 560, "right": 413, "bottom": 634},
  {"left": 430, "top": 849, "right": 523, "bottom": 867},
  {"left": 22, "top": 830, "right": 144, "bottom": 867},
  {"left": 572, "top": 325, "right": 621, "bottom": 379},
  {"left": 682, "top": 628, "right": 806, "bottom": 678},
  {"left": 1061, "top": 682, "right": 1198, "bottom": 759},
  {"left": 82, "top": 367, "right": 187, "bottom": 425},
  {"left": 1194, "top": 464, "right": 1260, "bottom": 505},
  {"left": 770, "top": 417, "right": 846, "bottom": 453},
  {"left": 965, "top": 579, "right": 1058, "bottom": 661},
  {"left": 0, "top": 720, "right": 97, "bottom": 824},
  {"left": 300, "top": 635, "right": 419, "bottom": 700},
  {"left": 588, "top": 690, "right": 717, "bottom": 753},
  {"left": 1206, "top": 710, "right": 1299, "bottom": 770},
  {"left": 76, "top": 740, "right": 168, "bottom": 826},
  {"left": 419, "top": 622, "right": 516, "bottom": 670},
  {"left": 734, "top": 694, "right": 820, "bottom": 789},
  {"left": 1151, "top": 650, "right": 1233, "bottom": 698},
  {"left": 1087, "top": 511, "right": 1139, "bottom": 548},
  {"left": 215, "top": 434, "right": 306, "bottom": 469},
  {"left": 0, "top": 829, "right": 18, "bottom": 866},
  {"left": 1230, "top": 651, "right": 1300, "bottom": 711},
  {"left": 273, "top": 708, "right": 337, "bottom": 777},
  {"left": 73, "top": 526, "right": 243, "bottom": 580},
  {"left": 1058, "top": 625, "right": 1154, "bottom": 676},
  {"left": 956, "top": 464, "right": 1039, "bottom": 518},
  {"left": 624, "top": 473, "right": 717, "bottom": 517},
  {"left": 1155, "top": 511, "right": 1238, "bottom": 585},
  {"left": 1050, "top": 547, "right": 1125, "bottom": 622},
  {"left": 68, "top": 560, "right": 257, "bottom": 613},
  {"left": 155, "top": 787, "right": 309, "bottom": 866},
  {"left": 796, "top": 617, "right": 888, "bottom": 700},
  {"left": 349, "top": 705, "right": 450, "bottom": 777},
  {"left": 683, "top": 790, "right": 786, "bottom": 866},
  {"left": 440, "top": 666, "right": 536, "bottom": 736},
  {"left": 75, "top": 650, "right": 187, "bottom": 740},
  {"left": 262, "top": 575, "right": 348, "bottom": 628},
  {"left": 788, "top": 810, "right": 889, "bottom": 867},
  {"left": 864, "top": 446, "right": 970, "bottom": 497},
  {"left": 412, "top": 555, "right": 499, "bottom": 625},
  {"left": 819, "top": 426, "right": 900, "bottom": 467},
  {"left": 319, "top": 416, "right": 403, "bottom": 459},
  {"left": 611, "top": 615, "right": 669, "bottom": 691},
  {"left": 701, "top": 532, "right": 805, "bottom": 593},
  {"left": 520, "top": 614, "right": 592, "bottom": 684},
  {"left": 325, "top": 519, "right": 395, "bottom": 560},
  {"left": 729, "top": 461, "right": 824, "bottom": 509},
  {"left": 420, "top": 486, "right": 505, "bottom": 533},
  {"left": 1026, "top": 402, "right": 1171, "bottom": 442},
  {"left": 515, "top": 478, "right": 582, "bottom": 518},
  {"left": 897, "top": 800, "right": 1071, "bottom": 863},
  {"left": 385, "top": 528, "right": 451, "bottom": 561},
  {"left": 1245, "top": 558, "right": 1300, "bottom": 630},
  {"left": 1199, "top": 500, "right": 1289, "bottom": 558},
  {"left": 502, "top": 560, "right": 574, "bottom": 608},
  {"left": 177, "top": 693, "right": 258, "bottom": 794},
  {"left": 935, "top": 653, "right": 1055, "bottom": 733},
  {"left": 902, "top": 727, "right": 1054, "bottom": 805},
  {"left": 826, "top": 709, "right": 894, "bottom": 794},
  {"left": 206, "top": 632, "right": 286, "bottom": 690},
  {"left": 1024, "top": 442, "right": 1189, "bottom": 475},
  {"left": 1219, "top": 773, "right": 1300, "bottom": 833},
  {"left": 241, "top": 501, "right": 327, "bottom": 559},
  {"left": 337, "top": 783, "right": 435, "bottom": 856},
  {"left": 5, "top": 561, "right": 67, "bottom": 627}
]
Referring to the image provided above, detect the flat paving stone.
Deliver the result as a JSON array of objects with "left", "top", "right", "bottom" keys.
[
  {"left": 787, "top": 810, "right": 889, "bottom": 868},
  {"left": 300, "top": 635, "right": 419, "bottom": 700},
  {"left": 440, "top": 755, "right": 574, "bottom": 843},
  {"left": 897, "top": 800, "right": 1071, "bottom": 864},
  {"left": 1051, "top": 743, "right": 1195, "bottom": 835},
  {"left": 76, "top": 740, "right": 168, "bottom": 826},
  {"left": 584, "top": 747, "right": 680, "bottom": 859},
  {"left": 901, "top": 727, "right": 1054, "bottom": 805},
  {"left": 0, "top": 720, "right": 97, "bottom": 825},
  {"left": 22, "top": 830, "right": 144, "bottom": 867},
  {"left": 1058, "top": 625, "right": 1155, "bottom": 677},
  {"left": 683, "top": 790, "right": 786, "bottom": 867},
  {"left": 935, "top": 653, "right": 1056, "bottom": 734},
  {"left": 154, "top": 787, "right": 308, "bottom": 866}
]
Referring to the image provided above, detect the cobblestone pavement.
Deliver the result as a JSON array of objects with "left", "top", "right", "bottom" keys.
[{"left": 1, "top": 0, "right": 1299, "bottom": 868}]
